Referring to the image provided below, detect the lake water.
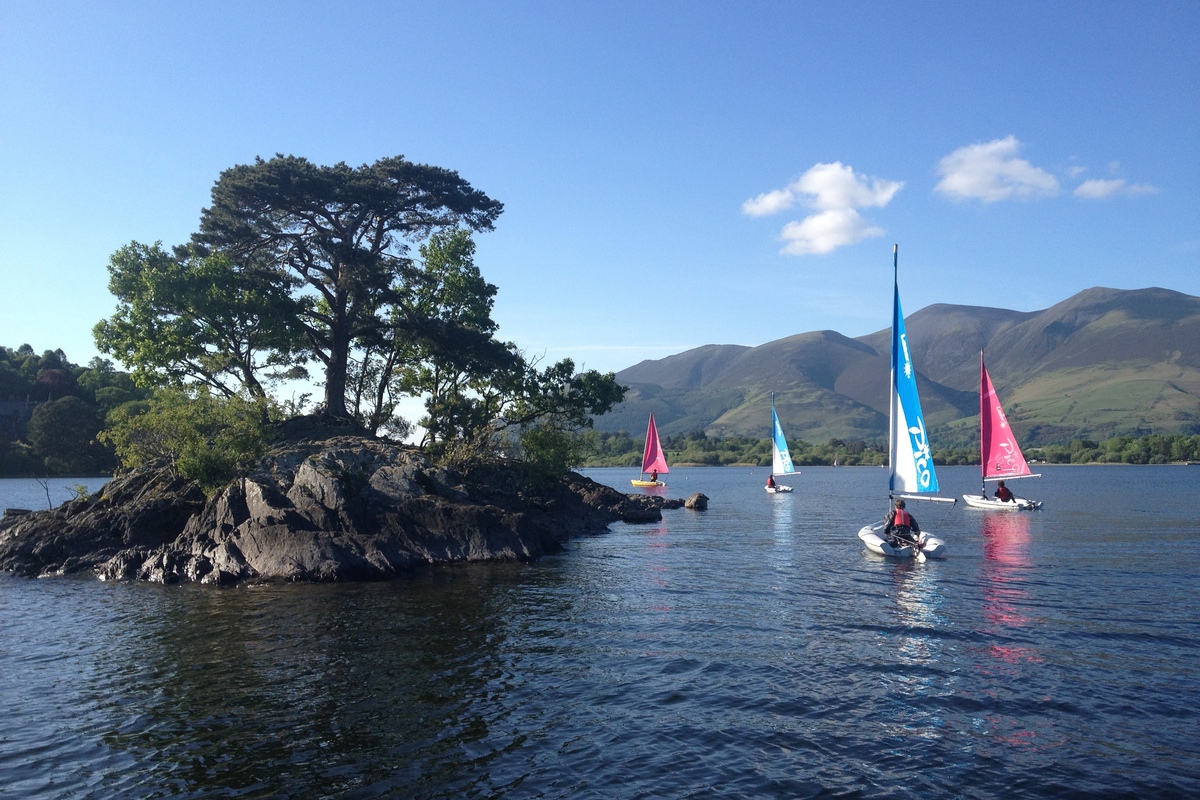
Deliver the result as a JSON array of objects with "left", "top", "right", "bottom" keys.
[{"left": 1, "top": 465, "right": 1198, "bottom": 799}]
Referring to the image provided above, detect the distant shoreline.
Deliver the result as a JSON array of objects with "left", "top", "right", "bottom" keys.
[{"left": 583, "top": 461, "right": 1199, "bottom": 469}]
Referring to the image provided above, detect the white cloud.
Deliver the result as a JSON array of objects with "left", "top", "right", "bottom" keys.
[
  {"left": 779, "top": 209, "right": 884, "bottom": 255},
  {"left": 1074, "top": 178, "right": 1159, "bottom": 199},
  {"left": 743, "top": 162, "right": 902, "bottom": 255},
  {"left": 1074, "top": 178, "right": 1124, "bottom": 200},
  {"left": 742, "top": 188, "right": 796, "bottom": 216},
  {"left": 794, "top": 162, "right": 903, "bottom": 211},
  {"left": 935, "top": 136, "right": 1060, "bottom": 202}
]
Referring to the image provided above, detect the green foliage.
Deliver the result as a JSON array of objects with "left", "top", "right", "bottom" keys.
[
  {"left": 0, "top": 346, "right": 152, "bottom": 476},
  {"left": 193, "top": 154, "right": 503, "bottom": 418},
  {"left": 432, "top": 357, "right": 626, "bottom": 487},
  {"left": 515, "top": 425, "right": 594, "bottom": 489},
  {"left": 581, "top": 431, "right": 889, "bottom": 468},
  {"left": 27, "top": 396, "right": 106, "bottom": 475},
  {"left": 582, "top": 431, "right": 1200, "bottom": 468},
  {"left": 100, "top": 388, "right": 271, "bottom": 493},
  {"left": 1032, "top": 434, "right": 1200, "bottom": 465},
  {"left": 383, "top": 228, "right": 520, "bottom": 442},
  {"left": 94, "top": 242, "right": 303, "bottom": 399}
]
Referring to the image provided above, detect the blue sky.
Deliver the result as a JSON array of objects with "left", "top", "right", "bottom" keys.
[{"left": 2, "top": 1, "right": 1197, "bottom": 386}]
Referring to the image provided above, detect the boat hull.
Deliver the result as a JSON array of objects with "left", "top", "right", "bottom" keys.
[
  {"left": 765, "top": 485, "right": 793, "bottom": 494},
  {"left": 631, "top": 480, "right": 664, "bottom": 487},
  {"left": 857, "top": 522, "right": 947, "bottom": 559},
  {"left": 962, "top": 494, "right": 1042, "bottom": 511}
]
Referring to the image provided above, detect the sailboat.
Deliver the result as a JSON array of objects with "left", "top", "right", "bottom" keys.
[
  {"left": 857, "top": 245, "right": 954, "bottom": 560},
  {"left": 962, "top": 351, "right": 1043, "bottom": 510},
  {"left": 631, "top": 413, "right": 669, "bottom": 487},
  {"left": 766, "top": 394, "right": 798, "bottom": 493}
]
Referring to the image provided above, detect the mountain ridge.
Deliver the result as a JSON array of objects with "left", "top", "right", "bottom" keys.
[{"left": 597, "top": 286, "right": 1200, "bottom": 446}]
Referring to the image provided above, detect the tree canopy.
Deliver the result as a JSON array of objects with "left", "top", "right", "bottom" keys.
[
  {"left": 191, "top": 154, "right": 504, "bottom": 418},
  {"left": 89, "top": 153, "right": 626, "bottom": 479},
  {"left": 94, "top": 242, "right": 303, "bottom": 400}
]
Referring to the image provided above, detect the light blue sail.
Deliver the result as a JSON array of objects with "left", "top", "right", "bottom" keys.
[
  {"left": 770, "top": 399, "right": 795, "bottom": 476},
  {"left": 888, "top": 258, "right": 939, "bottom": 494}
]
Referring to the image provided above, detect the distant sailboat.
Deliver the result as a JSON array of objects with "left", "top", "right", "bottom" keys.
[
  {"left": 766, "top": 394, "right": 798, "bottom": 493},
  {"left": 631, "top": 413, "right": 669, "bottom": 487},
  {"left": 963, "top": 350, "right": 1043, "bottom": 510},
  {"left": 857, "top": 245, "right": 953, "bottom": 560}
]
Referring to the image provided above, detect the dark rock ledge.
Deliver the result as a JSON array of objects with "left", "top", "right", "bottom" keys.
[{"left": 0, "top": 436, "right": 683, "bottom": 585}]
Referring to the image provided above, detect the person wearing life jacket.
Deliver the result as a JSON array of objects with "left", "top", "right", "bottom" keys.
[
  {"left": 884, "top": 498, "right": 921, "bottom": 547},
  {"left": 766, "top": 475, "right": 776, "bottom": 490},
  {"left": 995, "top": 481, "right": 1015, "bottom": 502}
]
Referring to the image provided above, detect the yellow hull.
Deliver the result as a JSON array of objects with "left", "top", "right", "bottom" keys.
[{"left": 631, "top": 480, "right": 665, "bottom": 487}]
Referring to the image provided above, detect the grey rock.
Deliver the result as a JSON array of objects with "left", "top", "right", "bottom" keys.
[{"left": 1, "top": 434, "right": 688, "bottom": 585}]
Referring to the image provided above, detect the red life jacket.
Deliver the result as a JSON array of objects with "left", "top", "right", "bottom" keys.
[{"left": 892, "top": 508, "right": 913, "bottom": 528}]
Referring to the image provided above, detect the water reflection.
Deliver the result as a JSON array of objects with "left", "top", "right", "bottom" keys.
[
  {"left": 8, "top": 466, "right": 1197, "bottom": 799},
  {"left": 769, "top": 491, "right": 794, "bottom": 568},
  {"left": 890, "top": 563, "right": 942, "bottom": 668},
  {"left": 980, "top": 513, "right": 1035, "bottom": 629},
  {"left": 640, "top": 523, "right": 673, "bottom": 614},
  {"left": 981, "top": 513, "right": 1032, "bottom": 569},
  {"left": 968, "top": 513, "right": 1051, "bottom": 760},
  {"left": 876, "top": 562, "right": 948, "bottom": 748},
  {"left": 86, "top": 575, "right": 532, "bottom": 798}
]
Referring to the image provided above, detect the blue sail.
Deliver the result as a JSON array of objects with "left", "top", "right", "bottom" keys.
[
  {"left": 888, "top": 267, "right": 939, "bottom": 494},
  {"left": 771, "top": 402, "right": 795, "bottom": 476}
]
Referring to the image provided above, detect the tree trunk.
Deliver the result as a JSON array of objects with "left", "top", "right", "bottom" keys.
[{"left": 324, "top": 303, "right": 352, "bottom": 419}]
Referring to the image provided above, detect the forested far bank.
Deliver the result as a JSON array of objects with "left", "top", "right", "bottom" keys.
[
  {"left": 4, "top": 153, "right": 629, "bottom": 488},
  {"left": 581, "top": 429, "right": 1200, "bottom": 468},
  {"left": 0, "top": 345, "right": 149, "bottom": 476}
]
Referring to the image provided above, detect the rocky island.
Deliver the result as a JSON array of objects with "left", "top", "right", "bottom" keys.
[{"left": 0, "top": 433, "right": 701, "bottom": 585}]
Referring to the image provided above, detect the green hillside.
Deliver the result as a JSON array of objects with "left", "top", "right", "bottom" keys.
[{"left": 595, "top": 287, "right": 1200, "bottom": 446}]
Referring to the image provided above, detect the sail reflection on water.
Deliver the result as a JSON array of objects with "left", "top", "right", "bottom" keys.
[
  {"left": 879, "top": 563, "right": 949, "bottom": 745},
  {"left": 980, "top": 513, "right": 1042, "bottom": 656},
  {"left": 891, "top": 564, "right": 945, "bottom": 669},
  {"left": 769, "top": 488, "right": 794, "bottom": 554}
]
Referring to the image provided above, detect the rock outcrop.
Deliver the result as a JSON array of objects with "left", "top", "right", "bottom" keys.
[{"left": 0, "top": 436, "right": 681, "bottom": 585}]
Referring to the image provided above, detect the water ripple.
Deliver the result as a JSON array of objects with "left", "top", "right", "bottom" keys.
[{"left": 3, "top": 467, "right": 1200, "bottom": 798}]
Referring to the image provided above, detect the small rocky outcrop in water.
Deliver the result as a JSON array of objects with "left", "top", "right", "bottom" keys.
[{"left": 0, "top": 436, "right": 681, "bottom": 585}]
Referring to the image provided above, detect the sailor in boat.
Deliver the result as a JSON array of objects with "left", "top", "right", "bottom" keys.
[
  {"left": 649, "top": 469, "right": 658, "bottom": 483},
  {"left": 766, "top": 475, "right": 777, "bottom": 490},
  {"left": 994, "top": 481, "right": 1015, "bottom": 503},
  {"left": 883, "top": 498, "right": 921, "bottom": 549}
]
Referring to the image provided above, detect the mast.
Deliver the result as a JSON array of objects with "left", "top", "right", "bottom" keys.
[{"left": 979, "top": 349, "right": 987, "bottom": 486}]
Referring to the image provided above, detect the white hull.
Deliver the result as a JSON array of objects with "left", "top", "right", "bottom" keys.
[
  {"left": 857, "top": 521, "right": 947, "bottom": 559},
  {"left": 765, "top": 485, "right": 793, "bottom": 494},
  {"left": 962, "top": 494, "right": 1042, "bottom": 511}
]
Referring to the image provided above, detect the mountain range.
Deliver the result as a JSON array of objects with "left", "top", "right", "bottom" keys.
[{"left": 596, "top": 287, "right": 1200, "bottom": 447}]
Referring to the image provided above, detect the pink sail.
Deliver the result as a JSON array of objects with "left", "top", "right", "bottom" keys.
[
  {"left": 980, "top": 352, "right": 1033, "bottom": 480},
  {"left": 641, "top": 413, "right": 670, "bottom": 475}
]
